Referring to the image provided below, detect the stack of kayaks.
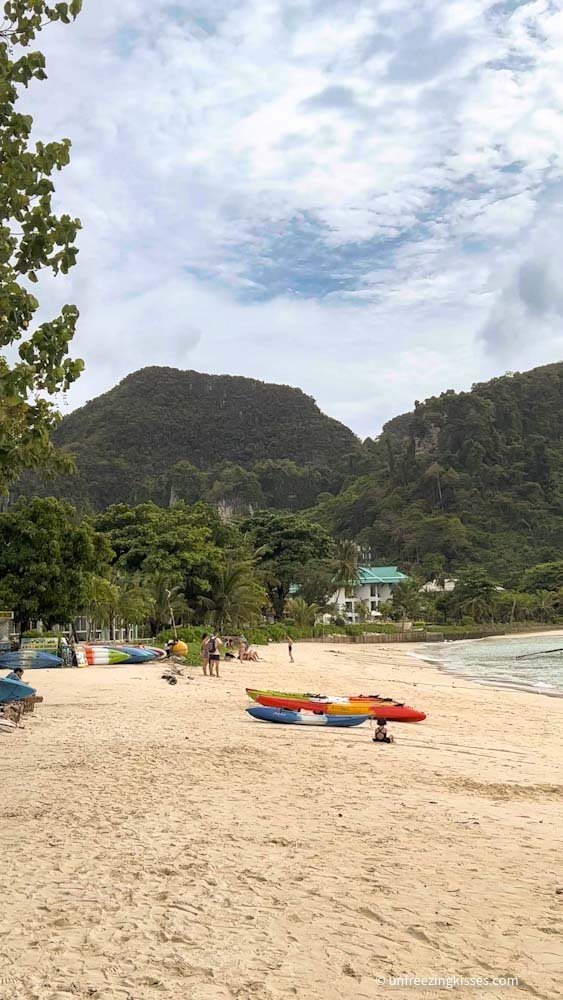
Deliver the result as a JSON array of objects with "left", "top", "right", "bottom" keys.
[
  {"left": 246, "top": 688, "right": 426, "bottom": 723},
  {"left": 1, "top": 644, "right": 167, "bottom": 670},
  {"left": 246, "top": 705, "right": 370, "bottom": 727},
  {"left": 0, "top": 650, "right": 63, "bottom": 670},
  {"left": 84, "top": 646, "right": 131, "bottom": 666}
]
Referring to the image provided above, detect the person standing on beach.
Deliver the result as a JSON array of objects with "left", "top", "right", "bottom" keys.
[
  {"left": 208, "top": 634, "right": 222, "bottom": 677},
  {"left": 200, "top": 633, "right": 210, "bottom": 676},
  {"left": 287, "top": 636, "right": 294, "bottom": 663}
]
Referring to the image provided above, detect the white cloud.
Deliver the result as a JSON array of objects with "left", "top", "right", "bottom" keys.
[{"left": 18, "top": 0, "right": 563, "bottom": 437}]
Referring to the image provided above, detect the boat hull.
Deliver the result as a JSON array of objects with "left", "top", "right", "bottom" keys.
[
  {"left": 0, "top": 651, "right": 62, "bottom": 669},
  {"left": 0, "top": 678, "right": 37, "bottom": 703},
  {"left": 246, "top": 705, "right": 369, "bottom": 727}
]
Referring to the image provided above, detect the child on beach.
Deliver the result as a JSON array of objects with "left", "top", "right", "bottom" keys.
[
  {"left": 287, "top": 636, "right": 294, "bottom": 663},
  {"left": 372, "top": 718, "right": 394, "bottom": 744}
]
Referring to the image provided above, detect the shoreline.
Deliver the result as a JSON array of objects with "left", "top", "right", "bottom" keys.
[
  {"left": 1, "top": 641, "right": 562, "bottom": 999},
  {"left": 407, "top": 628, "right": 563, "bottom": 699}
]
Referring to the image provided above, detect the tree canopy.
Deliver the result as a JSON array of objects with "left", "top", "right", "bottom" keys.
[
  {"left": 0, "top": 1, "right": 83, "bottom": 494},
  {"left": 241, "top": 510, "right": 334, "bottom": 618},
  {"left": 0, "top": 496, "right": 110, "bottom": 628}
]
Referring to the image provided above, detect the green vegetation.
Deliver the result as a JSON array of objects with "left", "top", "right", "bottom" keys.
[
  {"left": 4, "top": 364, "right": 563, "bottom": 636},
  {"left": 0, "top": 2, "right": 83, "bottom": 494},
  {"left": 17, "top": 362, "right": 563, "bottom": 592},
  {"left": 314, "top": 363, "right": 563, "bottom": 583},
  {"left": 19, "top": 367, "right": 361, "bottom": 509},
  {"left": 1, "top": 495, "right": 559, "bottom": 638},
  {"left": 240, "top": 510, "right": 334, "bottom": 618},
  {"left": 0, "top": 497, "right": 110, "bottom": 630}
]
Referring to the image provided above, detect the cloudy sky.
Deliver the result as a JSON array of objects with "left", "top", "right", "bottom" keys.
[{"left": 26, "top": 0, "right": 563, "bottom": 437}]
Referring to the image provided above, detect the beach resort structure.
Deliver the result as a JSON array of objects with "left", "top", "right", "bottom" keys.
[
  {"left": 332, "top": 566, "right": 409, "bottom": 622},
  {"left": 420, "top": 577, "right": 458, "bottom": 593}
]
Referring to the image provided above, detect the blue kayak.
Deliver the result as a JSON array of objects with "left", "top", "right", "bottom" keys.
[
  {"left": 246, "top": 706, "right": 369, "bottom": 727},
  {"left": 0, "top": 651, "right": 62, "bottom": 669},
  {"left": 118, "top": 646, "right": 155, "bottom": 663},
  {"left": 0, "top": 677, "right": 37, "bottom": 703}
]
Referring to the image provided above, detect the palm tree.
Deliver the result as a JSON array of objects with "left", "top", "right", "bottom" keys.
[
  {"left": 392, "top": 579, "right": 423, "bottom": 628},
  {"left": 112, "top": 571, "right": 153, "bottom": 640},
  {"left": 199, "top": 560, "right": 266, "bottom": 631},
  {"left": 355, "top": 599, "right": 370, "bottom": 624},
  {"left": 143, "top": 571, "right": 189, "bottom": 637},
  {"left": 79, "top": 574, "right": 120, "bottom": 639},
  {"left": 333, "top": 539, "right": 359, "bottom": 594},
  {"left": 286, "top": 596, "right": 319, "bottom": 627}
]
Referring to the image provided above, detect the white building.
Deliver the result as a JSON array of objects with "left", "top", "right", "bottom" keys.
[
  {"left": 420, "top": 578, "right": 458, "bottom": 594},
  {"left": 332, "top": 567, "right": 409, "bottom": 623}
]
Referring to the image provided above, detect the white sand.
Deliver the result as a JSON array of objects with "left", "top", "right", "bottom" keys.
[{"left": 1, "top": 642, "right": 562, "bottom": 1000}]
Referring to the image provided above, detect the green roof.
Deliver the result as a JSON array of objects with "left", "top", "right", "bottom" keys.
[{"left": 356, "top": 566, "right": 408, "bottom": 585}]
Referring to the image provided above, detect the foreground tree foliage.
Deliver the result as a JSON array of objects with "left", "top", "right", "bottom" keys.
[{"left": 0, "top": 1, "right": 83, "bottom": 493}]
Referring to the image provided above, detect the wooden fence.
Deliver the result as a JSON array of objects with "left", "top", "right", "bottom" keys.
[{"left": 299, "top": 624, "right": 558, "bottom": 645}]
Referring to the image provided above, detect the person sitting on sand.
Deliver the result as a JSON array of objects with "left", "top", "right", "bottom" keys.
[
  {"left": 242, "top": 645, "right": 259, "bottom": 662},
  {"left": 372, "top": 718, "right": 394, "bottom": 744},
  {"left": 5, "top": 667, "right": 24, "bottom": 682},
  {"left": 238, "top": 634, "right": 248, "bottom": 660},
  {"left": 207, "top": 634, "right": 222, "bottom": 677}
]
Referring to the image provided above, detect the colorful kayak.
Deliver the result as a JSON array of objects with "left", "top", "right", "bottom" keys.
[
  {"left": 246, "top": 706, "right": 370, "bottom": 727},
  {"left": 138, "top": 646, "right": 166, "bottom": 659},
  {"left": 0, "top": 677, "right": 37, "bottom": 703},
  {"left": 117, "top": 645, "right": 155, "bottom": 663},
  {"left": 247, "top": 688, "right": 392, "bottom": 703},
  {"left": 249, "top": 690, "right": 426, "bottom": 722},
  {"left": 0, "top": 651, "right": 62, "bottom": 669},
  {"left": 84, "top": 646, "right": 130, "bottom": 666}
]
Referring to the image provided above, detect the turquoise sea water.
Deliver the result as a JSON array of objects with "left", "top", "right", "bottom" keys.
[{"left": 413, "top": 633, "right": 563, "bottom": 696}]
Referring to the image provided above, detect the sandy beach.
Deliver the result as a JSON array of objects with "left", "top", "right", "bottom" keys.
[{"left": 1, "top": 641, "right": 562, "bottom": 1000}]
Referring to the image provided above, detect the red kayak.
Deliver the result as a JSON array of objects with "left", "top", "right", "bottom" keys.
[{"left": 255, "top": 693, "right": 426, "bottom": 722}]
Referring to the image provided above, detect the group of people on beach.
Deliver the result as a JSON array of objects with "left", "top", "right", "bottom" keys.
[{"left": 198, "top": 633, "right": 260, "bottom": 676}]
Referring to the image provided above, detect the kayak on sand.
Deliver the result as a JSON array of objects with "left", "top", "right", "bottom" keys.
[
  {"left": 246, "top": 687, "right": 391, "bottom": 702},
  {"left": 84, "top": 646, "right": 130, "bottom": 666},
  {"left": 246, "top": 705, "right": 370, "bottom": 727},
  {"left": 0, "top": 651, "right": 63, "bottom": 669},
  {"left": 0, "top": 677, "right": 37, "bottom": 703}
]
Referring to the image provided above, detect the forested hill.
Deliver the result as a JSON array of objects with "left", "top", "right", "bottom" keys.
[
  {"left": 314, "top": 362, "right": 563, "bottom": 582},
  {"left": 17, "top": 361, "right": 563, "bottom": 581},
  {"left": 22, "top": 367, "right": 361, "bottom": 510}
]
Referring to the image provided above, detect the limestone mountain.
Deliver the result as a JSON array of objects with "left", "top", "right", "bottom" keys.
[{"left": 23, "top": 367, "right": 362, "bottom": 510}]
